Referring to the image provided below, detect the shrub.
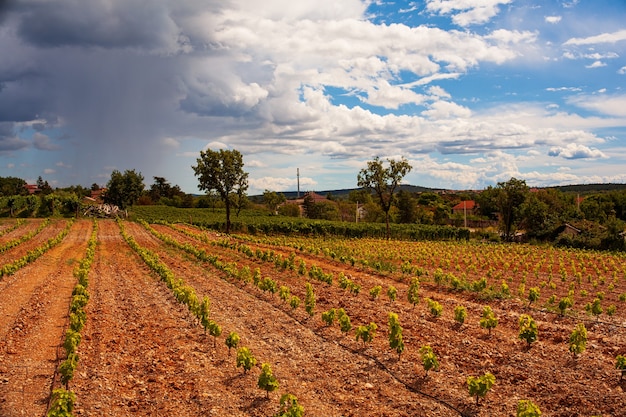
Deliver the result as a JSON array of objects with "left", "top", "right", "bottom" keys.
[
  {"left": 467, "top": 372, "right": 495, "bottom": 405},
  {"left": 338, "top": 310, "right": 352, "bottom": 335}
]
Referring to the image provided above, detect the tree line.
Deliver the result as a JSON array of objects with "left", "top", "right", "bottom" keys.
[{"left": 1, "top": 148, "right": 625, "bottom": 250}]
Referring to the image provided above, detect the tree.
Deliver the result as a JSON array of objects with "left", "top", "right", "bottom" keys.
[
  {"left": 481, "top": 178, "right": 529, "bottom": 241},
  {"left": 396, "top": 190, "right": 418, "bottom": 223},
  {"left": 263, "top": 190, "right": 286, "bottom": 214},
  {"left": 357, "top": 156, "right": 412, "bottom": 239},
  {"left": 192, "top": 148, "right": 248, "bottom": 234},
  {"left": 104, "top": 169, "right": 145, "bottom": 210}
]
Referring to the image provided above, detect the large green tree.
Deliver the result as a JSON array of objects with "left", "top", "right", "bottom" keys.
[
  {"left": 491, "top": 177, "right": 529, "bottom": 241},
  {"left": 103, "top": 169, "right": 145, "bottom": 210},
  {"left": 357, "top": 156, "right": 412, "bottom": 239},
  {"left": 192, "top": 148, "right": 248, "bottom": 234}
]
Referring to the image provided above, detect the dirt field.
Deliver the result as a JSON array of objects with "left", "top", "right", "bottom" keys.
[{"left": 1, "top": 219, "right": 625, "bottom": 416}]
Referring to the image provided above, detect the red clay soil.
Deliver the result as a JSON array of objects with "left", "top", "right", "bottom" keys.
[
  {"left": 0, "top": 220, "right": 92, "bottom": 417},
  {"left": 2, "top": 219, "right": 626, "bottom": 417}
]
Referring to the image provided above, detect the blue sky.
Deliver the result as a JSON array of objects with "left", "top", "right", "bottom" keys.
[{"left": 1, "top": 0, "right": 625, "bottom": 194}]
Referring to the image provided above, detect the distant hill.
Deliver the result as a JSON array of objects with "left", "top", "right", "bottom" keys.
[
  {"left": 247, "top": 183, "right": 626, "bottom": 201},
  {"left": 545, "top": 183, "right": 626, "bottom": 194}
]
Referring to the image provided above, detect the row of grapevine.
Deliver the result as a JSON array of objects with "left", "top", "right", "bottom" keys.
[
  {"left": 122, "top": 221, "right": 304, "bottom": 414},
  {"left": 0, "top": 218, "right": 49, "bottom": 253},
  {"left": 1, "top": 220, "right": 72, "bottom": 279},
  {"left": 48, "top": 220, "right": 98, "bottom": 417},
  {"left": 138, "top": 221, "right": 626, "bottom": 414},
  {"left": 0, "top": 219, "right": 25, "bottom": 238}
]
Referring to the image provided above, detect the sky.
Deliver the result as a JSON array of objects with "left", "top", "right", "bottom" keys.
[{"left": 1, "top": 0, "right": 625, "bottom": 195}]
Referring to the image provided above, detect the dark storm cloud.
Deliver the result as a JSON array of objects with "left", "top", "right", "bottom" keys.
[
  {"left": 14, "top": 0, "right": 181, "bottom": 51},
  {"left": 0, "top": 122, "right": 29, "bottom": 152}
]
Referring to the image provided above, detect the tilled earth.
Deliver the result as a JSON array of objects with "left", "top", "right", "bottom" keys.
[{"left": 1, "top": 219, "right": 625, "bottom": 416}]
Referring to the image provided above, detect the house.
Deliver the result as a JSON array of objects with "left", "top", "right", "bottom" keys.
[
  {"left": 24, "top": 184, "right": 40, "bottom": 195},
  {"left": 452, "top": 200, "right": 478, "bottom": 216},
  {"left": 561, "top": 223, "right": 582, "bottom": 237},
  {"left": 90, "top": 188, "right": 106, "bottom": 203}
]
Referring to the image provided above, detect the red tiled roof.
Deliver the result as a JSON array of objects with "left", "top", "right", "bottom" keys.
[{"left": 452, "top": 200, "right": 476, "bottom": 210}]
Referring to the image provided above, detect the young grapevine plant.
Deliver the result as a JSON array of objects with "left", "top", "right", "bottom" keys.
[
  {"left": 388, "top": 312, "right": 404, "bottom": 360},
  {"left": 527, "top": 287, "right": 540, "bottom": 307},
  {"left": 427, "top": 298, "right": 443, "bottom": 318},
  {"left": 236, "top": 347, "right": 257, "bottom": 374},
  {"left": 454, "top": 305, "right": 467, "bottom": 326},
  {"left": 274, "top": 393, "right": 305, "bottom": 417},
  {"left": 419, "top": 345, "right": 439, "bottom": 377},
  {"left": 407, "top": 278, "right": 420, "bottom": 307},
  {"left": 517, "top": 399, "right": 541, "bottom": 417},
  {"left": 616, "top": 354, "right": 626, "bottom": 381},
  {"left": 225, "top": 332, "right": 240, "bottom": 356},
  {"left": 337, "top": 309, "right": 352, "bottom": 335},
  {"left": 569, "top": 323, "right": 587, "bottom": 358},
  {"left": 369, "top": 285, "right": 382, "bottom": 300},
  {"left": 518, "top": 314, "right": 538, "bottom": 349},
  {"left": 207, "top": 320, "right": 222, "bottom": 348},
  {"left": 321, "top": 308, "right": 336, "bottom": 327},
  {"left": 258, "top": 363, "right": 279, "bottom": 398},
  {"left": 305, "top": 282, "right": 316, "bottom": 317},
  {"left": 355, "top": 322, "right": 377, "bottom": 347},
  {"left": 47, "top": 388, "right": 76, "bottom": 417},
  {"left": 467, "top": 372, "right": 495, "bottom": 405},
  {"left": 387, "top": 285, "right": 397, "bottom": 303},
  {"left": 479, "top": 306, "right": 498, "bottom": 335}
]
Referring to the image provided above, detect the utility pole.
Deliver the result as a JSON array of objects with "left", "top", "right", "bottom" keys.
[{"left": 297, "top": 168, "right": 300, "bottom": 199}]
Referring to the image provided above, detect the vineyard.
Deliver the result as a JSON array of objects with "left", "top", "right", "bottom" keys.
[{"left": 1, "top": 218, "right": 626, "bottom": 416}]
